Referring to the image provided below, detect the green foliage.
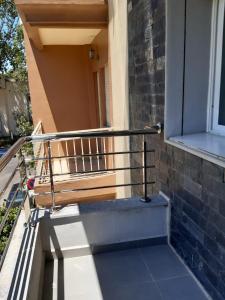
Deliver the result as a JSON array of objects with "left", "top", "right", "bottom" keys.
[
  {"left": 15, "top": 112, "right": 33, "bottom": 137},
  {"left": 0, "top": 0, "right": 27, "bottom": 92},
  {"left": 0, "top": 206, "right": 20, "bottom": 255},
  {"left": 15, "top": 112, "right": 34, "bottom": 161}
]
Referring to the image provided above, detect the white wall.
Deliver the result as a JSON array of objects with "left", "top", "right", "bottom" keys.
[{"left": 0, "top": 79, "right": 28, "bottom": 137}]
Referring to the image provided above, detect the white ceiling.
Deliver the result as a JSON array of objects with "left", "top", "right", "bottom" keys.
[{"left": 38, "top": 28, "right": 101, "bottom": 45}]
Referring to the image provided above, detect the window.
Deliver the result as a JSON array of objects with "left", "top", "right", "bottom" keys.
[
  {"left": 210, "top": 0, "right": 225, "bottom": 135},
  {"left": 165, "top": 0, "right": 212, "bottom": 139},
  {"left": 165, "top": 0, "right": 225, "bottom": 168}
]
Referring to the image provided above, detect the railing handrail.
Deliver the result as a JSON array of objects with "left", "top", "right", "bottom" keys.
[
  {"left": 30, "top": 127, "right": 160, "bottom": 142},
  {"left": 0, "top": 137, "right": 27, "bottom": 173},
  {"left": 0, "top": 126, "right": 161, "bottom": 174}
]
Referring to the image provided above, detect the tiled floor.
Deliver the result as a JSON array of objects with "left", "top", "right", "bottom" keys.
[{"left": 43, "top": 245, "right": 210, "bottom": 300}]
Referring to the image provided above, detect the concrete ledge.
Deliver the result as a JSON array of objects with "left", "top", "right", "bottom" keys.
[
  {"left": 79, "top": 194, "right": 168, "bottom": 213},
  {"left": 45, "top": 194, "right": 168, "bottom": 220},
  {"left": 40, "top": 195, "right": 169, "bottom": 257}
]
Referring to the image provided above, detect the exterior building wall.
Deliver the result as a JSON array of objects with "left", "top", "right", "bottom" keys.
[
  {"left": 0, "top": 79, "right": 28, "bottom": 137},
  {"left": 108, "top": 0, "right": 131, "bottom": 198},
  {"left": 25, "top": 34, "right": 99, "bottom": 133},
  {"left": 128, "top": 1, "right": 225, "bottom": 299}
]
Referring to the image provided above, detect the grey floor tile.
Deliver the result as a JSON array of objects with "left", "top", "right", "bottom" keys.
[
  {"left": 157, "top": 275, "right": 209, "bottom": 300},
  {"left": 101, "top": 282, "right": 163, "bottom": 300},
  {"left": 42, "top": 246, "right": 210, "bottom": 300},
  {"left": 140, "top": 245, "right": 188, "bottom": 280},
  {"left": 93, "top": 248, "right": 153, "bottom": 287}
]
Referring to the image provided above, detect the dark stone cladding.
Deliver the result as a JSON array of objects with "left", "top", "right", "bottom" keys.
[{"left": 128, "top": 0, "right": 225, "bottom": 299}]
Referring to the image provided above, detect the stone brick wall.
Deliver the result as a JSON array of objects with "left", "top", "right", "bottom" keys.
[{"left": 128, "top": 1, "right": 225, "bottom": 299}]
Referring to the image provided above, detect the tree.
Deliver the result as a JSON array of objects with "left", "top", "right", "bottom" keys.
[
  {"left": 15, "top": 112, "right": 33, "bottom": 137},
  {"left": 0, "top": 0, "right": 27, "bottom": 92}
]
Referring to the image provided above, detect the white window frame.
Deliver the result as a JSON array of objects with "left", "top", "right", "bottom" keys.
[{"left": 208, "top": 0, "right": 225, "bottom": 135}]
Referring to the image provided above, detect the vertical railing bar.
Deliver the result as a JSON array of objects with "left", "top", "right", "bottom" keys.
[
  {"left": 58, "top": 143, "right": 62, "bottom": 174},
  {"left": 19, "top": 147, "right": 28, "bottom": 206},
  {"left": 73, "top": 139, "right": 78, "bottom": 173},
  {"left": 81, "top": 138, "right": 86, "bottom": 172},
  {"left": 112, "top": 137, "right": 115, "bottom": 169},
  {"left": 47, "top": 140, "right": 56, "bottom": 210},
  {"left": 19, "top": 148, "right": 27, "bottom": 182},
  {"left": 141, "top": 135, "right": 151, "bottom": 202},
  {"left": 39, "top": 141, "right": 45, "bottom": 184},
  {"left": 96, "top": 137, "right": 100, "bottom": 171},
  {"left": 44, "top": 141, "right": 48, "bottom": 179},
  {"left": 88, "top": 138, "right": 93, "bottom": 171},
  {"left": 65, "top": 140, "right": 69, "bottom": 171},
  {"left": 103, "top": 137, "right": 107, "bottom": 170}
]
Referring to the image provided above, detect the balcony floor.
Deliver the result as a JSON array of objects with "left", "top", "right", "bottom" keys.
[{"left": 43, "top": 245, "right": 210, "bottom": 300}]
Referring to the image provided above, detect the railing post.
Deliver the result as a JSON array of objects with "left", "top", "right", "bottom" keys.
[
  {"left": 47, "top": 141, "right": 55, "bottom": 210},
  {"left": 141, "top": 135, "right": 151, "bottom": 202},
  {"left": 19, "top": 148, "right": 33, "bottom": 223},
  {"left": 19, "top": 148, "right": 27, "bottom": 181}
]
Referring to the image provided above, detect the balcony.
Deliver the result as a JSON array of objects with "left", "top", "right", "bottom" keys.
[
  {"left": 0, "top": 127, "right": 210, "bottom": 300},
  {"left": 32, "top": 125, "right": 117, "bottom": 206}
]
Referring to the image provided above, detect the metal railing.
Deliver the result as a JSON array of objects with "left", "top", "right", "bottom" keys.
[
  {"left": 0, "top": 125, "right": 161, "bottom": 269},
  {"left": 30, "top": 127, "right": 161, "bottom": 208},
  {"left": 34, "top": 127, "right": 114, "bottom": 181},
  {"left": 0, "top": 122, "right": 43, "bottom": 269},
  {"left": 0, "top": 138, "right": 29, "bottom": 270}
]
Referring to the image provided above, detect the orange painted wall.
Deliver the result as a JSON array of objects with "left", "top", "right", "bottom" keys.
[{"left": 25, "top": 35, "right": 98, "bottom": 133}]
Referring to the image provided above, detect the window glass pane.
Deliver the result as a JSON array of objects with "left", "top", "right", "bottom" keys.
[{"left": 219, "top": 10, "right": 225, "bottom": 126}]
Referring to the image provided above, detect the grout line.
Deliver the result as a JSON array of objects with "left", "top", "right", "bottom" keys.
[
  {"left": 137, "top": 247, "right": 154, "bottom": 282},
  {"left": 155, "top": 273, "right": 190, "bottom": 282},
  {"left": 138, "top": 244, "right": 211, "bottom": 300},
  {"left": 137, "top": 247, "right": 164, "bottom": 300},
  {"left": 153, "top": 281, "right": 164, "bottom": 300}
]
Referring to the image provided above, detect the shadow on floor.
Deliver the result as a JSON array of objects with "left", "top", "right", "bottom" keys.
[{"left": 43, "top": 245, "right": 210, "bottom": 300}]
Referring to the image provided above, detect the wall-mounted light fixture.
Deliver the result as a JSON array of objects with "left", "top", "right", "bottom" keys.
[
  {"left": 88, "top": 48, "right": 99, "bottom": 60},
  {"left": 89, "top": 48, "right": 95, "bottom": 60}
]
